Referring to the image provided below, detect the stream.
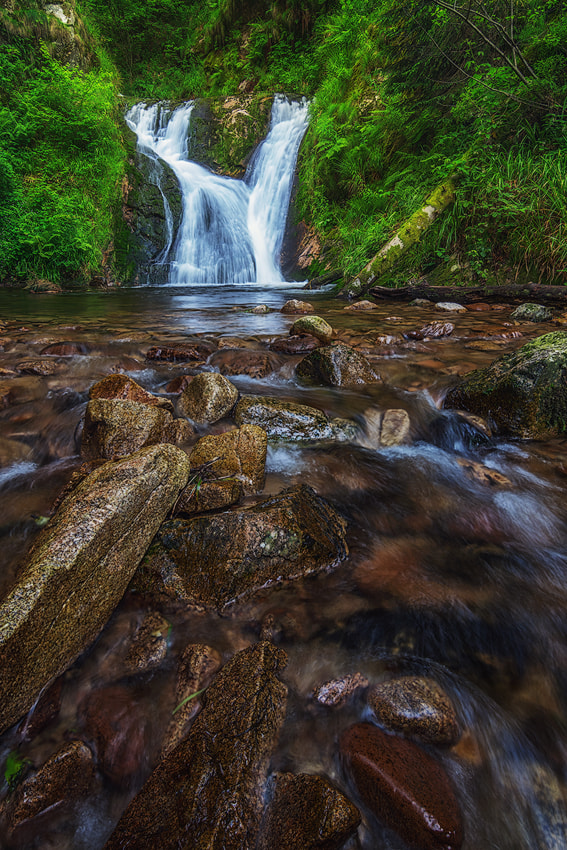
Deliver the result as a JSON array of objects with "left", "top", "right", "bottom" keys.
[{"left": 0, "top": 284, "right": 566, "bottom": 848}]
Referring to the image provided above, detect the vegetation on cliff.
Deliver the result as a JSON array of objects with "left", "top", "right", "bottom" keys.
[{"left": 1, "top": 0, "right": 566, "bottom": 287}]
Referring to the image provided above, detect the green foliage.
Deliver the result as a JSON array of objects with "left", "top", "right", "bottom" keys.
[{"left": 3, "top": 751, "right": 31, "bottom": 790}]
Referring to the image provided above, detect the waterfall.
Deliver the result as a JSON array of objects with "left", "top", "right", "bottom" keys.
[{"left": 125, "top": 96, "right": 309, "bottom": 285}]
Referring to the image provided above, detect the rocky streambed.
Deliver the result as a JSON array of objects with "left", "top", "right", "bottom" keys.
[{"left": 0, "top": 286, "right": 566, "bottom": 849}]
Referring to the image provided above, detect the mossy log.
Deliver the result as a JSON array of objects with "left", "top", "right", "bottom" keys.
[
  {"left": 343, "top": 178, "right": 456, "bottom": 298},
  {"left": 369, "top": 281, "right": 567, "bottom": 304}
]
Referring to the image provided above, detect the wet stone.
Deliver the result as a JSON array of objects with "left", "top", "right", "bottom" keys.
[
  {"left": 89, "top": 373, "right": 174, "bottom": 412},
  {"left": 290, "top": 315, "right": 333, "bottom": 344},
  {"left": 146, "top": 341, "right": 216, "bottom": 362},
  {"left": 269, "top": 334, "right": 320, "bottom": 354},
  {"left": 313, "top": 672, "right": 369, "bottom": 707},
  {"left": 250, "top": 304, "right": 270, "bottom": 314},
  {"left": 161, "top": 643, "right": 222, "bottom": 758},
  {"left": 257, "top": 772, "right": 361, "bottom": 850},
  {"left": 208, "top": 348, "right": 282, "bottom": 379},
  {"left": 510, "top": 302, "right": 553, "bottom": 323},
  {"left": 18, "top": 676, "right": 63, "bottom": 742},
  {"left": 281, "top": 299, "right": 315, "bottom": 314},
  {"left": 368, "top": 676, "right": 460, "bottom": 745},
  {"left": 176, "top": 476, "right": 243, "bottom": 515},
  {"left": 188, "top": 424, "right": 267, "bottom": 493},
  {"left": 340, "top": 722, "right": 463, "bottom": 850},
  {"left": 456, "top": 457, "right": 512, "bottom": 487},
  {"left": 40, "top": 342, "right": 89, "bottom": 356},
  {"left": 235, "top": 394, "right": 359, "bottom": 444},
  {"left": 177, "top": 371, "right": 238, "bottom": 424},
  {"left": 80, "top": 685, "right": 149, "bottom": 787},
  {"left": 122, "top": 611, "right": 170, "bottom": 677},
  {"left": 17, "top": 359, "right": 61, "bottom": 376},
  {"left": 139, "top": 484, "right": 348, "bottom": 611},
  {"left": 343, "top": 299, "right": 378, "bottom": 311},
  {"left": 164, "top": 374, "right": 194, "bottom": 394},
  {"left": 0, "top": 436, "right": 33, "bottom": 466},
  {"left": 405, "top": 321, "right": 454, "bottom": 340},
  {"left": 4, "top": 740, "right": 95, "bottom": 829},
  {"left": 104, "top": 641, "right": 288, "bottom": 850},
  {"left": 296, "top": 342, "right": 379, "bottom": 387},
  {"left": 435, "top": 302, "right": 467, "bottom": 313}
]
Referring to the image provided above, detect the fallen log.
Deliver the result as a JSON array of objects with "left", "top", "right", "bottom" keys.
[
  {"left": 369, "top": 281, "right": 567, "bottom": 304},
  {"left": 304, "top": 269, "right": 344, "bottom": 290}
]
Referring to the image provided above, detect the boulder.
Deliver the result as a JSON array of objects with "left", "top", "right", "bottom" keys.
[
  {"left": 161, "top": 643, "right": 222, "bottom": 758},
  {"left": 235, "top": 395, "right": 359, "bottom": 444},
  {"left": 176, "top": 477, "right": 243, "bottom": 515},
  {"left": 208, "top": 348, "right": 282, "bottom": 379},
  {"left": 177, "top": 372, "right": 238, "bottom": 424},
  {"left": 257, "top": 773, "right": 360, "bottom": 850},
  {"left": 281, "top": 299, "right": 315, "bottom": 314},
  {"left": 443, "top": 332, "right": 567, "bottom": 439},
  {"left": 3, "top": 740, "right": 95, "bottom": 830},
  {"left": 89, "top": 374, "right": 174, "bottom": 412},
  {"left": 368, "top": 677, "right": 460, "bottom": 745},
  {"left": 104, "top": 641, "right": 288, "bottom": 850},
  {"left": 81, "top": 398, "right": 192, "bottom": 460},
  {"left": 510, "top": 302, "right": 553, "bottom": 322},
  {"left": 17, "top": 358, "right": 61, "bottom": 376},
  {"left": 40, "top": 342, "right": 88, "bottom": 356},
  {"left": 269, "top": 334, "right": 320, "bottom": 354},
  {"left": 340, "top": 722, "right": 463, "bottom": 850},
  {"left": 313, "top": 672, "right": 369, "bottom": 707},
  {"left": 188, "top": 424, "right": 267, "bottom": 493},
  {"left": 404, "top": 321, "right": 454, "bottom": 340},
  {"left": 290, "top": 315, "right": 333, "bottom": 343},
  {"left": 296, "top": 342, "right": 379, "bottom": 387},
  {"left": 122, "top": 611, "right": 170, "bottom": 677},
  {"left": 146, "top": 341, "right": 216, "bottom": 362},
  {"left": 343, "top": 300, "right": 378, "bottom": 311},
  {"left": 138, "top": 484, "right": 348, "bottom": 611},
  {"left": 0, "top": 444, "right": 190, "bottom": 734},
  {"left": 435, "top": 302, "right": 466, "bottom": 313}
]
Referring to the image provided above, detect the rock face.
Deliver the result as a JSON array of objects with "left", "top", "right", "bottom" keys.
[
  {"left": 177, "top": 372, "right": 239, "bottom": 423},
  {"left": 0, "top": 444, "right": 190, "bottom": 735},
  {"left": 368, "top": 677, "right": 460, "bottom": 745},
  {"left": 235, "top": 395, "right": 359, "bottom": 443},
  {"left": 188, "top": 424, "right": 267, "bottom": 493},
  {"left": 104, "top": 641, "right": 288, "bottom": 850},
  {"left": 3, "top": 740, "right": 95, "bottom": 829},
  {"left": 139, "top": 485, "right": 348, "bottom": 610},
  {"left": 81, "top": 398, "right": 192, "bottom": 460},
  {"left": 257, "top": 773, "right": 361, "bottom": 850},
  {"left": 296, "top": 342, "right": 379, "bottom": 387},
  {"left": 340, "top": 722, "right": 463, "bottom": 850},
  {"left": 443, "top": 332, "right": 567, "bottom": 439}
]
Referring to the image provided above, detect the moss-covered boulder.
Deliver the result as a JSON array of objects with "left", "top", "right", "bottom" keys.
[
  {"left": 290, "top": 316, "right": 333, "bottom": 344},
  {"left": 443, "top": 332, "right": 567, "bottom": 439},
  {"left": 510, "top": 302, "right": 553, "bottom": 323},
  {"left": 0, "top": 445, "right": 190, "bottom": 735},
  {"left": 137, "top": 484, "right": 348, "bottom": 610}
]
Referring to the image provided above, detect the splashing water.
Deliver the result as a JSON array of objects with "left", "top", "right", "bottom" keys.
[{"left": 125, "top": 96, "right": 310, "bottom": 285}]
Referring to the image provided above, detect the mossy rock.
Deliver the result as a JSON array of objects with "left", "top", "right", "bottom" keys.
[{"left": 444, "top": 332, "right": 567, "bottom": 439}]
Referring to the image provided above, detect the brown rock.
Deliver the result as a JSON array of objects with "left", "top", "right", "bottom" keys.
[
  {"left": 251, "top": 304, "right": 270, "bottom": 314},
  {"left": 162, "top": 643, "right": 222, "bottom": 758},
  {"left": 208, "top": 348, "right": 282, "bottom": 379},
  {"left": 257, "top": 772, "right": 360, "bottom": 850},
  {"left": 281, "top": 299, "right": 315, "bottom": 314},
  {"left": 216, "top": 336, "right": 257, "bottom": 349},
  {"left": 0, "top": 436, "right": 33, "bottom": 466},
  {"left": 405, "top": 321, "right": 455, "bottom": 340},
  {"left": 466, "top": 302, "right": 492, "bottom": 311},
  {"left": 122, "top": 611, "right": 170, "bottom": 676},
  {"left": 17, "top": 359, "right": 61, "bottom": 376},
  {"left": 343, "top": 299, "right": 378, "bottom": 311},
  {"left": 456, "top": 458, "right": 511, "bottom": 487},
  {"left": 0, "top": 444, "right": 190, "bottom": 735},
  {"left": 290, "top": 315, "right": 333, "bottom": 344},
  {"left": 176, "top": 477, "right": 243, "bottom": 515},
  {"left": 81, "top": 398, "right": 189, "bottom": 460},
  {"left": 89, "top": 374, "right": 174, "bottom": 412},
  {"left": 296, "top": 342, "right": 379, "bottom": 387},
  {"left": 269, "top": 334, "right": 320, "bottom": 354},
  {"left": 235, "top": 395, "right": 358, "bottom": 443},
  {"left": 313, "top": 672, "right": 369, "bottom": 707},
  {"left": 189, "top": 424, "right": 267, "bottom": 493},
  {"left": 164, "top": 374, "right": 194, "bottom": 394},
  {"left": 177, "top": 372, "right": 239, "bottom": 424},
  {"left": 146, "top": 341, "right": 215, "bottom": 362},
  {"left": 80, "top": 685, "right": 149, "bottom": 787},
  {"left": 40, "top": 342, "right": 88, "bottom": 356},
  {"left": 368, "top": 677, "right": 460, "bottom": 745},
  {"left": 18, "top": 677, "right": 63, "bottom": 742},
  {"left": 340, "top": 722, "right": 463, "bottom": 850},
  {"left": 104, "top": 641, "right": 288, "bottom": 850},
  {"left": 139, "top": 484, "right": 348, "bottom": 611},
  {"left": 381, "top": 409, "right": 411, "bottom": 447},
  {"left": 5, "top": 740, "right": 94, "bottom": 828}
]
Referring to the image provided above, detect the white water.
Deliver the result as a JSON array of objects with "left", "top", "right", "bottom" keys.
[{"left": 125, "top": 96, "right": 309, "bottom": 285}]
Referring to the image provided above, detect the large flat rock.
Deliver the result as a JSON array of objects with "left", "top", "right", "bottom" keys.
[{"left": 0, "top": 444, "right": 190, "bottom": 735}]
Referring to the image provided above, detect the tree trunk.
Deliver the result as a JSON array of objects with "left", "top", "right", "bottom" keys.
[
  {"left": 342, "top": 178, "right": 456, "bottom": 298},
  {"left": 369, "top": 281, "right": 567, "bottom": 304}
]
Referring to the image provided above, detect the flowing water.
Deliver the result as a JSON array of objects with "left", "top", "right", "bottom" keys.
[{"left": 0, "top": 285, "right": 566, "bottom": 848}]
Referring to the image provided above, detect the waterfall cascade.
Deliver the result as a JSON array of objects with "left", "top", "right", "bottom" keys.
[{"left": 125, "top": 96, "right": 309, "bottom": 285}]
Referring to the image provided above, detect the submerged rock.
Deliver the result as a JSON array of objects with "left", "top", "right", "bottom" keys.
[
  {"left": 81, "top": 398, "right": 192, "bottom": 460},
  {"left": 208, "top": 348, "right": 282, "bottom": 379},
  {"left": 361, "top": 408, "right": 411, "bottom": 449},
  {"left": 340, "top": 722, "right": 463, "bottom": 850},
  {"left": 188, "top": 424, "right": 267, "bottom": 493},
  {"left": 444, "top": 332, "right": 567, "bottom": 439},
  {"left": 0, "top": 444, "right": 190, "bottom": 735},
  {"left": 104, "top": 641, "right": 288, "bottom": 850},
  {"left": 290, "top": 315, "right": 333, "bottom": 343},
  {"left": 177, "top": 371, "right": 238, "bottom": 424},
  {"left": 257, "top": 772, "right": 360, "bottom": 850},
  {"left": 122, "top": 611, "right": 170, "bottom": 677},
  {"left": 235, "top": 395, "right": 358, "bottom": 443},
  {"left": 296, "top": 342, "right": 379, "bottom": 386},
  {"left": 40, "top": 341, "right": 88, "bottom": 356},
  {"left": 368, "top": 676, "right": 460, "bottom": 745},
  {"left": 138, "top": 484, "right": 348, "bottom": 610},
  {"left": 404, "top": 321, "right": 454, "bottom": 340},
  {"left": 281, "top": 299, "right": 315, "bottom": 314},
  {"left": 146, "top": 341, "right": 216, "bottom": 362},
  {"left": 313, "top": 672, "right": 369, "bottom": 707},
  {"left": 510, "top": 302, "right": 553, "bottom": 323},
  {"left": 269, "top": 334, "right": 320, "bottom": 354}
]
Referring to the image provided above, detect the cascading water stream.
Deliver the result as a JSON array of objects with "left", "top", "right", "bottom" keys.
[{"left": 125, "top": 96, "right": 309, "bottom": 285}]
